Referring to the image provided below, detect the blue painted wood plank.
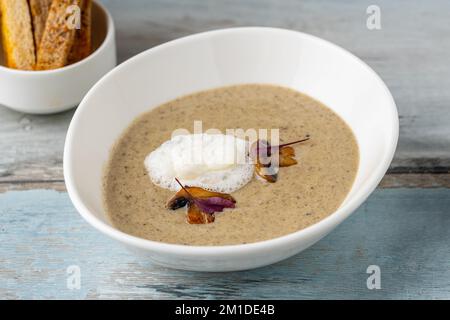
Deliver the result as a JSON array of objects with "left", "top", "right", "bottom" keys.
[{"left": 1, "top": 188, "right": 450, "bottom": 299}]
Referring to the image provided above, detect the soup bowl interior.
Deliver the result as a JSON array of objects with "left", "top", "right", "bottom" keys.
[{"left": 64, "top": 27, "right": 398, "bottom": 271}]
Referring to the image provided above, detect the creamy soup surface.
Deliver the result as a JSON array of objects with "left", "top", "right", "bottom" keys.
[{"left": 103, "top": 84, "right": 359, "bottom": 245}]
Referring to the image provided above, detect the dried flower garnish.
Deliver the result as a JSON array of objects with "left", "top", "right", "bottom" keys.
[
  {"left": 166, "top": 178, "right": 236, "bottom": 224},
  {"left": 250, "top": 137, "right": 310, "bottom": 183}
]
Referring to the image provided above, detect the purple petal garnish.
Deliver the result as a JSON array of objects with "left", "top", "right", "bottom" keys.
[{"left": 194, "top": 197, "right": 236, "bottom": 214}]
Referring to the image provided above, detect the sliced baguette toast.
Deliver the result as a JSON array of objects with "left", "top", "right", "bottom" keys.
[
  {"left": 68, "top": 0, "right": 91, "bottom": 64},
  {"left": 29, "top": 0, "right": 52, "bottom": 50},
  {"left": 36, "top": 0, "right": 82, "bottom": 70},
  {"left": 0, "top": 0, "right": 36, "bottom": 70}
]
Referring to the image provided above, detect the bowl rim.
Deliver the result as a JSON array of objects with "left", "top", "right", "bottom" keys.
[
  {"left": 0, "top": 0, "right": 114, "bottom": 76},
  {"left": 64, "top": 26, "right": 399, "bottom": 256}
]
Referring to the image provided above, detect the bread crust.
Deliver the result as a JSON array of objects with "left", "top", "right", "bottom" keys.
[
  {"left": 29, "top": 0, "right": 52, "bottom": 50},
  {"left": 36, "top": 0, "right": 82, "bottom": 70},
  {"left": 68, "top": 0, "right": 91, "bottom": 64},
  {"left": 0, "top": 0, "right": 36, "bottom": 70}
]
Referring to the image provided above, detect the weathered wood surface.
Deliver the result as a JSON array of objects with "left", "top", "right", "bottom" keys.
[
  {"left": 1, "top": 0, "right": 450, "bottom": 186},
  {"left": 1, "top": 188, "right": 449, "bottom": 299},
  {"left": 1, "top": 0, "right": 450, "bottom": 301},
  {"left": 1, "top": 174, "right": 450, "bottom": 194}
]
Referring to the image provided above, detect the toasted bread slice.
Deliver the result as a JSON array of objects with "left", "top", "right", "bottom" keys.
[
  {"left": 29, "top": 0, "right": 52, "bottom": 50},
  {"left": 68, "top": 0, "right": 91, "bottom": 64},
  {"left": 0, "top": 0, "right": 36, "bottom": 70},
  {"left": 36, "top": 0, "right": 82, "bottom": 70}
]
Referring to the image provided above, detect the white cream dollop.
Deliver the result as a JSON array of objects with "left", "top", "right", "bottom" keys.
[{"left": 144, "top": 134, "right": 254, "bottom": 192}]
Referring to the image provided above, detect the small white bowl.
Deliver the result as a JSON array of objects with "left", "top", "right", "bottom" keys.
[
  {"left": 64, "top": 27, "right": 398, "bottom": 271},
  {"left": 0, "top": 1, "right": 116, "bottom": 114}
]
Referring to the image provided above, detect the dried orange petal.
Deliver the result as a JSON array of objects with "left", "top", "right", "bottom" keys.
[
  {"left": 255, "top": 163, "right": 278, "bottom": 183},
  {"left": 167, "top": 179, "right": 236, "bottom": 224},
  {"left": 187, "top": 203, "right": 215, "bottom": 224},
  {"left": 279, "top": 146, "right": 298, "bottom": 167}
]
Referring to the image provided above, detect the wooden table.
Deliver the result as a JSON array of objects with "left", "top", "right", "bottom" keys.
[{"left": 1, "top": 0, "right": 449, "bottom": 299}]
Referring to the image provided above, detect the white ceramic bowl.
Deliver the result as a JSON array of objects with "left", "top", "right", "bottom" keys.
[
  {"left": 0, "top": 1, "right": 116, "bottom": 114},
  {"left": 64, "top": 27, "right": 398, "bottom": 271}
]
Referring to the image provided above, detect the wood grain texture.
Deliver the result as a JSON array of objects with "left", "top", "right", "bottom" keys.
[
  {"left": 1, "top": 0, "right": 449, "bottom": 301},
  {"left": 0, "top": 112, "right": 71, "bottom": 182},
  {"left": 2, "top": 174, "right": 449, "bottom": 194},
  {"left": 0, "top": 0, "right": 450, "bottom": 184},
  {"left": 380, "top": 174, "right": 450, "bottom": 188},
  {"left": 0, "top": 188, "right": 449, "bottom": 299}
]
